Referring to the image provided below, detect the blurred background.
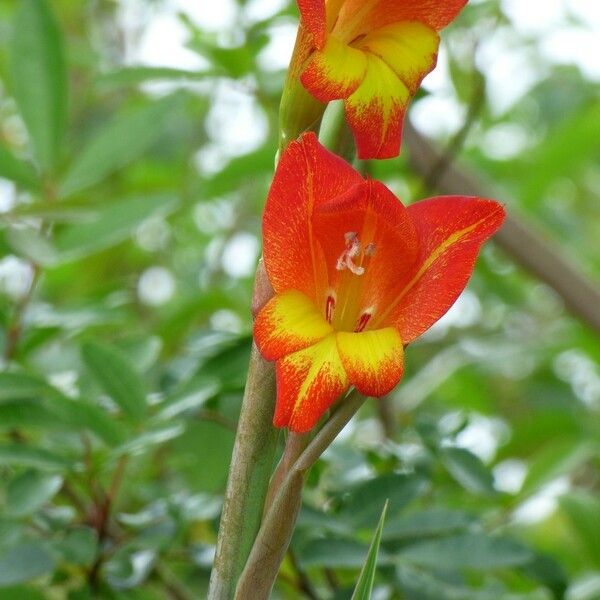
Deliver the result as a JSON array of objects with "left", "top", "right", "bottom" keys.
[{"left": 0, "top": 0, "right": 599, "bottom": 598}]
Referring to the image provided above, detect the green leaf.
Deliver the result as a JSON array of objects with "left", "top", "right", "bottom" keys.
[
  {"left": 9, "top": 0, "right": 67, "bottom": 172},
  {"left": 400, "top": 533, "right": 533, "bottom": 570},
  {"left": 0, "top": 445, "right": 72, "bottom": 472},
  {"left": 8, "top": 194, "right": 180, "bottom": 265},
  {"left": 0, "top": 372, "right": 59, "bottom": 402},
  {"left": 339, "top": 474, "right": 424, "bottom": 527},
  {"left": 0, "top": 144, "right": 38, "bottom": 189},
  {"left": 49, "top": 396, "right": 126, "bottom": 447},
  {"left": 383, "top": 508, "right": 474, "bottom": 541},
  {"left": 0, "top": 542, "right": 56, "bottom": 587},
  {"left": 6, "top": 471, "right": 63, "bottom": 517},
  {"left": 54, "top": 527, "right": 98, "bottom": 567},
  {"left": 298, "top": 538, "right": 391, "bottom": 570},
  {"left": 3, "top": 197, "right": 97, "bottom": 222},
  {"left": 522, "top": 104, "right": 600, "bottom": 206},
  {"left": 0, "top": 402, "right": 61, "bottom": 430},
  {"left": 521, "top": 439, "right": 597, "bottom": 497},
  {"left": 559, "top": 491, "right": 600, "bottom": 566},
  {"left": 171, "top": 421, "right": 235, "bottom": 493},
  {"left": 113, "top": 423, "right": 185, "bottom": 457},
  {"left": 59, "top": 94, "right": 185, "bottom": 196},
  {"left": 521, "top": 552, "right": 568, "bottom": 598},
  {"left": 53, "top": 193, "right": 180, "bottom": 261},
  {"left": 0, "top": 372, "right": 125, "bottom": 445},
  {"left": 156, "top": 378, "right": 220, "bottom": 420},
  {"left": 81, "top": 341, "right": 147, "bottom": 422},
  {"left": 440, "top": 447, "right": 496, "bottom": 495},
  {"left": 97, "top": 66, "right": 219, "bottom": 86},
  {"left": 5, "top": 228, "right": 59, "bottom": 267},
  {"left": 196, "top": 337, "right": 252, "bottom": 391},
  {"left": 351, "top": 501, "right": 388, "bottom": 600},
  {"left": 397, "top": 564, "right": 538, "bottom": 600},
  {"left": 0, "top": 586, "right": 48, "bottom": 600}
]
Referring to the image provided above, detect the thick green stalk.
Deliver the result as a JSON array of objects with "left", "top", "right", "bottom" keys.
[
  {"left": 208, "top": 263, "right": 279, "bottom": 600},
  {"left": 234, "top": 390, "right": 368, "bottom": 600}
]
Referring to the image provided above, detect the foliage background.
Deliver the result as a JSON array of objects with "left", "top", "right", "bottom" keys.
[{"left": 0, "top": 0, "right": 599, "bottom": 598}]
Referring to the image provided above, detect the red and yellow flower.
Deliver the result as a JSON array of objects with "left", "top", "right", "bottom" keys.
[
  {"left": 281, "top": 0, "right": 467, "bottom": 159},
  {"left": 254, "top": 133, "right": 504, "bottom": 433}
]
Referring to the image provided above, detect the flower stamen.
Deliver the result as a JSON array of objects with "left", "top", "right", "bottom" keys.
[
  {"left": 336, "top": 231, "right": 365, "bottom": 275},
  {"left": 355, "top": 310, "right": 373, "bottom": 332},
  {"left": 325, "top": 293, "right": 336, "bottom": 323}
]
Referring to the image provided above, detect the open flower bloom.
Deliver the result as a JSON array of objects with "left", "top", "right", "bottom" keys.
[
  {"left": 254, "top": 133, "right": 504, "bottom": 433},
  {"left": 289, "top": 0, "right": 467, "bottom": 159}
]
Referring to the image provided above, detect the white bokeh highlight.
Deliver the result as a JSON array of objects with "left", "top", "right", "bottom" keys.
[{"left": 138, "top": 266, "right": 176, "bottom": 306}]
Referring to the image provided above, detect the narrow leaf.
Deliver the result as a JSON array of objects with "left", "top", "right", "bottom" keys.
[
  {"left": 59, "top": 94, "right": 184, "bottom": 196},
  {"left": 383, "top": 508, "right": 474, "bottom": 541},
  {"left": 559, "top": 491, "right": 600, "bottom": 565},
  {"left": 7, "top": 194, "right": 179, "bottom": 266},
  {"left": 340, "top": 474, "right": 424, "bottom": 527},
  {"left": 0, "top": 372, "right": 59, "bottom": 402},
  {"left": 10, "top": 0, "right": 67, "bottom": 172},
  {"left": 81, "top": 341, "right": 147, "bottom": 421},
  {"left": 0, "top": 444, "right": 72, "bottom": 472},
  {"left": 0, "top": 542, "right": 56, "bottom": 586},
  {"left": 97, "top": 66, "right": 219, "bottom": 86},
  {"left": 6, "top": 471, "right": 63, "bottom": 517},
  {"left": 0, "top": 144, "right": 38, "bottom": 189},
  {"left": 53, "top": 193, "right": 179, "bottom": 260},
  {"left": 440, "top": 447, "right": 496, "bottom": 496},
  {"left": 53, "top": 527, "right": 98, "bottom": 567},
  {"left": 298, "top": 539, "right": 383, "bottom": 570},
  {"left": 0, "top": 372, "right": 125, "bottom": 445},
  {"left": 400, "top": 533, "right": 533, "bottom": 570},
  {"left": 351, "top": 500, "right": 388, "bottom": 600}
]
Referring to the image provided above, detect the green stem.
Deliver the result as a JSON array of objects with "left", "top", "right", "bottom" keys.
[
  {"left": 263, "top": 431, "right": 311, "bottom": 517},
  {"left": 234, "top": 390, "right": 367, "bottom": 600},
  {"left": 318, "top": 100, "right": 355, "bottom": 162},
  {"left": 208, "top": 264, "right": 280, "bottom": 600}
]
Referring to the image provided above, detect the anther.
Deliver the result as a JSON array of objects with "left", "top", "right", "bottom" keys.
[
  {"left": 325, "top": 294, "right": 336, "bottom": 323},
  {"left": 355, "top": 310, "right": 373, "bottom": 332},
  {"left": 336, "top": 231, "right": 365, "bottom": 275},
  {"left": 344, "top": 231, "right": 358, "bottom": 246},
  {"left": 364, "top": 242, "right": 376, "bottom": 257}
]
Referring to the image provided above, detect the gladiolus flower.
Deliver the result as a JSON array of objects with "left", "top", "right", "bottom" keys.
[
  {"left": 282, "top": 0, "right": 467, "bottom": 159},
  {"left": 254, "top": 133, "right": 504, "bottom": 433}
]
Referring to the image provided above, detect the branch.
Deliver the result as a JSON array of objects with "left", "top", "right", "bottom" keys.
[
  {"left": 87, "top": 455, "right": 129, "bottom": 589},
  {"left": 2, "top": 262, "right": 41, "bottom": 362},
  {"left": 404, "top": 120, "right": 600, "bottom": 335}
]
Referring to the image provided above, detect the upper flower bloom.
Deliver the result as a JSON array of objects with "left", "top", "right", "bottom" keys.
[
  {"left": 287, "top": 0, "right": 467, "bottom": 159},
  {"left": 254, "top": 133, "right": 505, "bottom": 433}
]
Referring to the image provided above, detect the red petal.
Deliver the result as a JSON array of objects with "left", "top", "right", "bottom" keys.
[
  {"left": 274, "top": 334, "right": 349, "bottom": 433},
  {"left": 263, "top": 132, "right": 364, "bottom": 302},
  {"left": 374, "top": 196, "right": 506, "bottom": 342},
  {"left": 334, "top": 0, "right": 468, "bottom": 40},
  {"left": 297, "top": 0, "right": 327, "bottom": 48},
  {"left": 336, "top": 327, "right": 404, "bottom": 396}
]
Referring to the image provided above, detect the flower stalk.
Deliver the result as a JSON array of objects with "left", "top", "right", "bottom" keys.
[
  {"left": 235, "top": 390, "right": 368, "bottom": 600},
  {"left": 208, "top": 262, "right": 279, "bottom": 600}
]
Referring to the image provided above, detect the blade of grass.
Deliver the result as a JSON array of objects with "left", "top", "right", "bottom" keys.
[{"left": 351, "top": 501, "right": 389, "bottom": 600}]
